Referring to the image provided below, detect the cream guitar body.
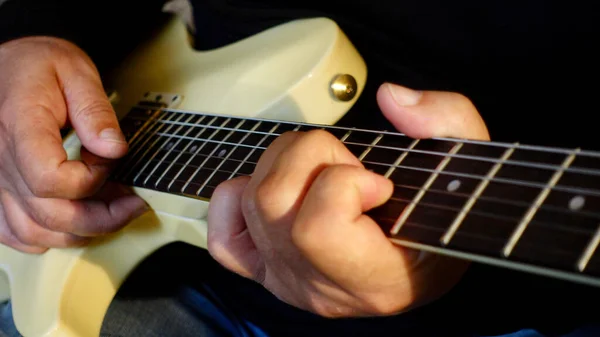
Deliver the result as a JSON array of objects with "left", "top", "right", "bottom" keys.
[{"left": 0, "top": 16, "right": 367, "bottom": 337}]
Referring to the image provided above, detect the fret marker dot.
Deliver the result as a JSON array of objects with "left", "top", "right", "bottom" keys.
[
  {"left": 569, "top": 196, "right": 585, "bottom": 211},
  {"left": 165, "top": 142, "right": 174, "bottom": 150},
  {"left": 191, "top": 145, "right": 198, "bottom": 152},
  {"left": 447, "top": 179, "right": 461, "bottom": 192},
  {"left": 218, "top": 149, "right": 227, "bottom": 157}
]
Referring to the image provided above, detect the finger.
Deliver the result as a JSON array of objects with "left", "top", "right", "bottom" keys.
[
  {"left": 246, "top": 131, "right": 304, "bottom": 183},
  {"left": 246, "top": 130, "right": 362, "bottom": 223},
  {"left": 23, "top": 182, "right": 148, "bottom": 237},
  {"left": 291, "top": 165, "right": 400, "bottom": 278},
  {"left": 291, "top": 165, "right": 456, "bottom": 314},
  {"left": 57, "top": 58, "right": 128, "bottom": 160},
  {"left": 10, "top": 103, "right": 117, "bottom": 199},
  {"left": 0, "top": 199, "right": 47, "bottom": 254},
  {"left": 207, "top": 176, "right": 264, "bottom": 281},
  {"left": 1, "top": 190, "right": 90, "bottom": 249},
  {"left": 376, "top": 83, "right": 490, "bottom": 140}
]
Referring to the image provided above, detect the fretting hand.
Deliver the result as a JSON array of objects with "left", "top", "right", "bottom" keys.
[{"left": 207, "top": 83, "right": 490, "bottom": 317}]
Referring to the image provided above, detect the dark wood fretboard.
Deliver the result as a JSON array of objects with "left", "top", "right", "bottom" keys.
[{"left": 111, "top": 104, "right": 600, "bottom": 288}]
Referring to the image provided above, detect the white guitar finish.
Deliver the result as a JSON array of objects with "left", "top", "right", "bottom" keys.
[{"left": 0, "top": 16, "right": 366, "bottom": 337}]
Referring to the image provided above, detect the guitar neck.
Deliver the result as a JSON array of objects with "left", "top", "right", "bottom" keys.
[{"left": 111, "top": 103, "right": 600, "bottom": 288}]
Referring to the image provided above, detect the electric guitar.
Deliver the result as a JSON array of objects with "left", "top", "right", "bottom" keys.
[{"left": 2, "top": 15, "right": 600, "bottom": 337}]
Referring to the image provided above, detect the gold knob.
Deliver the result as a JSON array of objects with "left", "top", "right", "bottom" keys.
[{"left": 330, "top": 74, "right": 358, "bottom": 102}]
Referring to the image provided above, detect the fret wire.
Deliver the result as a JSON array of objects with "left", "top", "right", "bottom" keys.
[
  {"left": 391, "top": 142, "right": 464, "bottom": 235},
  {"left": 180, "top": 118, "right": 233, "bottom": 192},
  {"left": 144, "top": 114, "right": 206, "bottom": 186},
  {"left": 339, "top": 130, "right": 353, "bottom": 141},
  {"left": 136, "top": 113, "right": 198, "bottom": 185},
  {"left": 441, "top": 144, "right": 518, "bottom": 245},
  {"left": 126, "top": 130, "right": 600, "bottom": 198},
  {"left": 226, "top": 122, "right": 284, "bottom": 180},
  {"left": 187, "top": 118, "right": 249, "bottom": 195},
  {"left": 154, "top": 116, "right": 208, "bottom": 187},
  {"left": 139, "top": 105, "right": 600, "bottom": 160},
  {"left": 166, "top": 116, "right": 221, "bottom": 191},
  {"left": 122, "top": 112, "right": 189, "bottom": 182},
  {"left": 384, "top": 139, "right": 419, "bottom": 179},
  {"left": 578, "top": 224, "right": 600, "bottom": 271},
  {"left": 146, "top": 120, "right": 600, "bottom": 177},
  {"left": 113, "top": 110, "right": 175, "bottom": 180},
  {"left": 502, "top": 149, "right": 580, "bottom": 257},
  {"left": 357, "top": 134, "right": 383, "bottom": 160},
  {"left": 195, "top": 120, "right": 262, "bottom": 195}
]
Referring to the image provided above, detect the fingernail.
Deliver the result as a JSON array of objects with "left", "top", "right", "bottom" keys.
[
  {"left": 99, "top": 128, "right": 127, "bottom": 144},
  {"left": 386, "top": 83, "right": 423, "bottom": 106}
]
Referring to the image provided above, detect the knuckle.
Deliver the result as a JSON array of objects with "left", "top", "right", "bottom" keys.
[
  {"left": 36, "top": 207, "right": 65, "bottom": 232},
  {"left": 28, "top": 170, "right": 59, "bottom": 198},
  {"left": 251, "top": 173, "right": 282, "bottom": 214},
  {"left": 312, "top": 165, "right": 356, "bottom": 196},
  {"left": 317, "top": 165, "right": 350, "bottom": 185},
  {"left": 244, "top": 172, "right": 298, "bottom": 224},
  {"left": 70, "top": 203, "right": 114, "bottom": 236},
  {"left": 12, "top": 221, "right": 42, "bottom": 247},
  {"left": 73, "top": 100, "right": 112, "bottom": 123}
]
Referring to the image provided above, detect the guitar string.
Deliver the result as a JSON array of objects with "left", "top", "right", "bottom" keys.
[
  {"left": 117, "top": 145, "right": 600, "bottom": 221},
  {"left": 113, "top": 150, "right": 600, "bottom": 230},
  {"left": 123, "top": 125, "right": 600, "bottom": 198},
  {"left": 141, "top": 105, "right": 600, "bottom": 158},
  {"left": 120, "top": 167, "right": 595, "bottom": 258},
  {"left": 117, "top": 109, "right": 600, "bottom": 268},
  {"left": 122, "top": 165, "right": 596, "bottom": 237},
  {"left": 125, "top": 114, "right": 600, "bottom": 177}
]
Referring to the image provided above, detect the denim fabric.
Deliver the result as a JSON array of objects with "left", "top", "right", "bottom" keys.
[{"left": 1, "top": 284, "right": 599, "bottom": 337}]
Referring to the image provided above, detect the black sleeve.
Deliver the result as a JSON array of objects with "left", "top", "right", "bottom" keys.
[{"left": 0, "top": 0, "right": 169, "bottom": 76}]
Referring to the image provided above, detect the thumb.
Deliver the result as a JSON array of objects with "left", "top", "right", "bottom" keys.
[
  {"left": 58, "top": 63, "right": 128, "bottom": 160},
  {"left": 376, "top": 83, "right": 490, "bottom": 141},
  {"left": 207, "top": 176, "right": 264, "bottom": 281}
]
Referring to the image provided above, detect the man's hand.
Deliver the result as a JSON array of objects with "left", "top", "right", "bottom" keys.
[
  {"left": 0, "top": 37, "right": 147, "bottom": 254},
  {"left": 207, "top": 83, "right": 490, "bottom": 317}
]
